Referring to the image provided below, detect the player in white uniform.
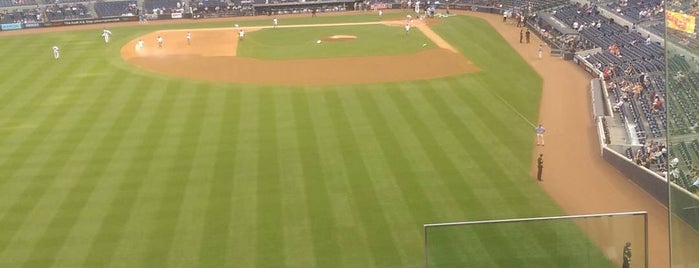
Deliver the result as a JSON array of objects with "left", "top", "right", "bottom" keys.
[
  {"left": 157, "top": 36, "right": 163, "bottom": 48},
  {"left": 238, "top": 29, "right": 245, "bottom": 40},
  {"left": 273, "top": 17, "right": 278, "bottom": 29},
  {"left": 186, "top": 31, "right": 191, "bottom": 45},
  {"left": 52, "top": 45, "right": 60, "bottom": 59},
  {"left": 404, "top": 23, "right": 411, "bottom": 35},
  {"left": 101, "top": 28, "right": 112, "bottom": 44},
  {"left": 136, "top": 39, "right": 144, "bottom": 50}
]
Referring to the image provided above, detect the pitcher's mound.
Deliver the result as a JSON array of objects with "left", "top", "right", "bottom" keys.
[{"left": 321, "top": 35, "right": 357, "bottom": 41}]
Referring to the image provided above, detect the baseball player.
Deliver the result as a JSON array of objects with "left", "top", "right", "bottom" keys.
[
  {"left": 136, "top": 39, "right": 144, "bottom": 50},
  {"left": 52, "top": 45, "right": 60, "bottom": 60},
  {"left": 239, "top": 29, "right": 245, "bottom": 40},
  {"left": 404, "top": 23, "right": 411, "bottom": 35},
  {"left": 273, "top": 17, "right": 278, "bottom": 28},
  {"left": 186, "top": 31, "right": 191, "bottom": 45},
  {"left": 535, "top": 124, "right": 546, "bottom": 146},
  {"left": 101, "top": 28, "right": 112, "bottom": 44},
  {"left": 157, "top": 36, "right": 163, "bottom": 48},
  {"left": 538, "top": 44, "right": 543, "bottom": 59}
]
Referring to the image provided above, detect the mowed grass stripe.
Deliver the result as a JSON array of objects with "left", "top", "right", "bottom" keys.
[
  {"left": 412, "top": 81, "right": 530, "bottom": 216},
  {"left": 19, "top": 73, "right": 144, "bottom": 268},
  {"left": 0, "top": 36, "right": 56, "bottom": 89},
  {"left": 0, "top": 37, "right": 103, "bottom": 120},
  {"left": 338, "top": 88, "right": 419, "bottom": 266},
  {"left": 52, "top": 77, "right": 156, "bottom": 268},
  {"left": 304, "top": 91, "right": 373, "bottom": 267},
  {"left": 0, "top": 36, "right": 29, "bottom": 74},
  {"left": 275, "top": 89, "right": 314, "bottom": 268},
  {"left": 167, "top": 86, "right": 226, "bottom": 267},
  {"left": 0, "top": 65, "right": 121, "bottom": 266},
  {"left": 112, "top": 82, "right": 190, "bottom": 267},
  {"left": 0, "top": 47, "right": 90, "bottom": 172},
  {"left": 324, "top": 89, "right": 402, "bottom": 267},
  {"left": 81, "top": 81, "right": 176, "bottom": 267},
  {"left": 367, "top": 86, "right": 466, "bottom": 222},
  {"left": 256, "top": 89, "right": 285, "bottom": 268},
  {"left": 142, "top": 86, "right": 209, "bottom": 266},
  {"left": 446, "top": 78, "right": 534, "bottom": 163},
  {"left": 196, "top": 88, "right": 242, "bottom": 267},
  {"left": 365, "top": 85, "right": 471, "bottom": 260},
  {"left": 0, "top": 46, "right": 58, "bottom": 113},
  {"left": 414, "top": 81, "right": 558, "bottom": 266},
  {"left": 438, "top": 79, "right": 530, "bottom": 176},
  {"left": 428, "top": 79, "right": 564, "bottom": 265},
  {"left": 290, "top": 89, "right": 342, "bottom": 268},
  {"left": 388, "top": 84, "right": 513, "bottom": 266},
  {"left": 0, "top": 55, "right": 102, "bottom": 256},
  {"left": 227, "top": 88, "right": 260, "bottom": 268},
  {"left": 354, "top": 86, "right": 438, "bottom": 264}
]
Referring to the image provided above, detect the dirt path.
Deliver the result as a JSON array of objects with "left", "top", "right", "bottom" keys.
[{"left": 461, "top": 11, "right": 673, "bottom": 267}]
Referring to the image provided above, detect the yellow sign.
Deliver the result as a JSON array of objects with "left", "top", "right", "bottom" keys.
[{"left": 667, "top": 11, "right": 696, "bottom": 34}]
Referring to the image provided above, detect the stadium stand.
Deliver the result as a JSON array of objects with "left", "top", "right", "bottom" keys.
[
  {"left": 0, "top": 0, "right": 37, "bottom": 7},
  {"left": 94, "top": 0, "right": 139, "bottom": 17},
  {"left": 144, "top": 0, "right": 186, "bottom": 14},
  {"left": 604, "top": 0, "right": 663, "bottom": 23},
  {"left": 190, "top": 0, "right": 253, "bottom": 17},
  {"left": 533, "top": 2, "right": 699, "bottom": 194},
  {"left": 0, "top": 8, "right": 40, "bottom": 23},
  {"left": 44, "top": 3, "right": 91, "bottom": 21}
]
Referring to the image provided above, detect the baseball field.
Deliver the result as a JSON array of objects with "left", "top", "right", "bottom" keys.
[{"left": 0, "top": 12, "right": 618, "bottom": 267}]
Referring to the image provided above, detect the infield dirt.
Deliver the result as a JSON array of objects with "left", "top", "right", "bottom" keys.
[{"left": 119, "top": 20, "right": 477, "bottom": 85}]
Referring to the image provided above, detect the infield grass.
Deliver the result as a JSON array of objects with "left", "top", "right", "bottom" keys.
[
  {"left": 238, "top": 24, "right": 435, "bottom": 59},
  {"left": 0, "top": 13, "right": 611, "bottom": 267}
]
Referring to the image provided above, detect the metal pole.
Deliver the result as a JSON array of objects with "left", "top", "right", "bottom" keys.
[
  {"left": 644, "top": 213, "right": 649, "bottom": 268},
  {"left": 423, "top": 225, "right": 428, "bottom": 268}
]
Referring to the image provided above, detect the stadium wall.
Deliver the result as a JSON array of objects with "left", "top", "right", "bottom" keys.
[{"left": 601, "top": 146, "right": 669, "bottom": 205}]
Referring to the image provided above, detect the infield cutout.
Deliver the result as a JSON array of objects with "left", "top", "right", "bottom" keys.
[{"left": 120, "top": 21, "right": 478, "bottom": 85}]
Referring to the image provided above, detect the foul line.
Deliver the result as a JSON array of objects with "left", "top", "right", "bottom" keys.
[{"left": 490, "top": 90, "right": 536, "bottom": 128}]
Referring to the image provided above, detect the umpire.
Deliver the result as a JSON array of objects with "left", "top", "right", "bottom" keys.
[
  {"left": 622, "top": 242, "right": 632, "bottom": 268},
  {"left": 537, "top": 154, "right": 544, "bottom": 181}
]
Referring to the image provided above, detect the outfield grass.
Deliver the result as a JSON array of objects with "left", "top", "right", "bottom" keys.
[{"left": 0, "top": 14, "right": 608, "bottom": 267}]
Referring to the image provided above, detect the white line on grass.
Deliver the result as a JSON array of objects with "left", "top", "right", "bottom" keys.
[{"left": 489, "top": 90, "right": 536, "bottom": 128}]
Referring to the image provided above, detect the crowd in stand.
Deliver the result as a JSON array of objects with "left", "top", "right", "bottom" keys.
[
  {"left": 0, "top": 7, "right": 40, "bottom": 23},
  {"left": 190, "top": 0, "right": 251, "bottom": 17},
  {"left": 553, "top": 1, "right": 699, "bottom": 194},
  {"left": 44, "top": 2, "right": 90, "bottom": 20},
  {"left": 147, "top": 0, "right": 187, "bottom": 15},
  {"left": 633, "top": 140, "right": 667, "bottom": 170},
  {"left": 608, "top": 0, "right": 663, "bottom": 22}
]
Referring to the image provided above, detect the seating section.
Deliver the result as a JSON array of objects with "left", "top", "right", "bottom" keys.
[
  {"left": 44, "top": 3, "right": 91, "bottom": 21},
  {"left": 605, "top": 0, "right": 663, "bottom": 23},
  {"left": 0, "top": 0, "right": 37, "bottom": 7},
  {"left": 145, "top": 0, "right": 185, "bottom": 14},
  {"left": 540, "top": 3, "right": 699, "bottom": 191},
  {"left": 451, "top": 0, "right": 567, "bottom": 13},
  {"left": 0, "top": 8, "right": 40, "bottom": 23},
  {"left": 94, "top": 0, "right": 139, "bottom": 17}
]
